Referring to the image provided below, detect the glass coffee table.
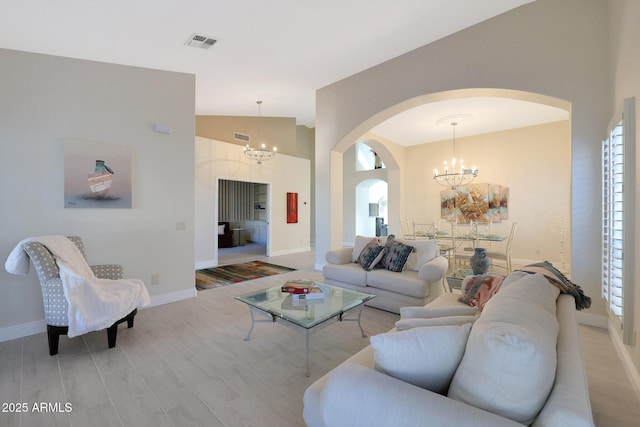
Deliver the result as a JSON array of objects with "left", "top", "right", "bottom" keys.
[
  {"left": 234, "top": 281, "right": 375, "bottom": 376},
  {"left": 446, "top": 268, "right": 474, "bottom": 292}
]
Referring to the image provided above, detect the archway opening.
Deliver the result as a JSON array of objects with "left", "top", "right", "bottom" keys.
[{"left": 327, "top": 88, "right": 572, "bottom": 271}]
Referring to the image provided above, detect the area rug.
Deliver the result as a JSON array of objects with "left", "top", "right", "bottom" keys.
[{"left": 196, "top": 260, "right": 296, "bottom": 290}]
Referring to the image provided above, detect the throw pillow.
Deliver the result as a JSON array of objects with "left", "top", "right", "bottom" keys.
[
  {"left": 371, "top": 323, "right": 472, "bottom": 395},
  {"left": 380, "top": 235, "right": 415, "bottom": 272},
  {"left": 358, "top": 245, "right": 385, "bottom": 271},
  {"left": 403, "top": 239, "right": 439, "bottom": 272},
  {"left": 395, "top": 315, "right": 477, "bottom": 331},
  {"left": 352, "top": 235, "right": 378, "bottom": 263},
  {"left": 218, "top": 224, "right": 226, "bottom": 235},
  {"left": 448, "top": 273, "right": 560, "bottom": 425}
]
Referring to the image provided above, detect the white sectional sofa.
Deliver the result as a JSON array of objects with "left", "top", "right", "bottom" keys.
[
  {"left": 303, "top": 271, "right": 594, "bottom": 427},
  {"left": 322, "top": 236, "right": 449, "bottom": 314}
]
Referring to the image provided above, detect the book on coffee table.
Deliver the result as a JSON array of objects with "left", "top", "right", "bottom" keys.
[
  {"left": 281, "top": 279, "right": 315, "bottom": 294},
  {"left": 291, "top": 288, "right": 324, "bottom": 300}
]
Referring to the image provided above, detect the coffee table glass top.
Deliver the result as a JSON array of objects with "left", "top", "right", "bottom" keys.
[{"left": 234, "top": 282, "right": 375, "bottom": 329}]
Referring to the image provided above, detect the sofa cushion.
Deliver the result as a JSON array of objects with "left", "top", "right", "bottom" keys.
[
  {"left": 323, "top": 263, "right": 368, "bottom": 287},
  {"left": 371, "top": 323, "right": 472, "bottom": 394},
  {"left": 358, "top": 244, "right": 385, "bottom": 271},
  {"left": 448, "top": 273, "right": 560, "bottom": 425},
  {"left": 352, "top": 236, "right": 378, "bottom": 262},
  {"left": 367, "top": 269, "right": 430, "bottom": 299},
  {"left": 403, "top": 239, "right": 438, "bottom": 272},
  {"left": 400, "top": 304, "right": 479, "bottom": 320},
  {"left": 218, "top": 224, "right": 225, "bottom": 235},
  {"left": 381, "top": 235, "right": 414, "bottom": 272},
  {"left": 395, "top": 316, "right": 477, "bottom": 331}
]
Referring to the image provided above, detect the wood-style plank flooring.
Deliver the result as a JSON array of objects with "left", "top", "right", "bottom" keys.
[{"left": 0, "top": 246, "right": 638, "bottom": 426}]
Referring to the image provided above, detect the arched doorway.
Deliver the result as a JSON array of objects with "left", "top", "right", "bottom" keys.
[{"left": 323, "top": 88, "right": 572, "bottom": 270}]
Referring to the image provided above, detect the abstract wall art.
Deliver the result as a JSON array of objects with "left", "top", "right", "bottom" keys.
[
  {"left": 287, "top": 192, "right": 298, "bottom": 223},
  {"left": 440, "top": 183, "right": 509, "bottom": 224},
  {"left": 64, "top": 138, "right": 132, "bottom": 208}
]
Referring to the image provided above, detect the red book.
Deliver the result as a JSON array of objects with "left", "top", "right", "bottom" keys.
[
  {"left": 281, "top": 285, "right": 311, "bottom": 294},
  {"left": 281, "top": 279, "right": 314, "bottom": 294}
]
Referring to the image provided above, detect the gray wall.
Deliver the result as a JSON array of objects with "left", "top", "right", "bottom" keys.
[
  {"left": 315, "top": 0, "right": 610, "bottom": 319},
  {"left": 0, "top": 49, "right": 195, "bottom": 337}
]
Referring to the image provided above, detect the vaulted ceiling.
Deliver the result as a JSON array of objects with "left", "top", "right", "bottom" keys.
[{"left": 0, "top": 0, "right": 537, "bottom": 131}]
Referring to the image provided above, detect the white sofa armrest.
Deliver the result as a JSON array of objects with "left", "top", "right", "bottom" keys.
[
  {"left": 417, "top": 255, "right": 448, "bottom": 282},
  {"left": 326, "top": 247, "right": 354, "bottom": 265},
  {"left": 313, "top": 364, "right": 523, "bottom": 427}
]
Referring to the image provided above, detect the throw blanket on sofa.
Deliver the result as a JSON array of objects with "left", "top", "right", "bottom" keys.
[
  {"left": 5, "top": 236, "right": 150, "bottom": 337},
  {"left": 516, "top": 261, "right": 592, "bottom": 310},
  {"left": 458, "top": 274, "right": 505, "bottom": 310}
]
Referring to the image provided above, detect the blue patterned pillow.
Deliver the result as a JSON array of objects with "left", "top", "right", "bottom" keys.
[
  {"left": 359, "top": 245, "right": 385, "bottom": 271},
  {"left": 382, "top": 241, "right": 415, "bottom": 272}
]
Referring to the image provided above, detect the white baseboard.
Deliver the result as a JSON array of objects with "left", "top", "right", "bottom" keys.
[
  {"left": 608, "top": 320, "right": 640, "bottom": 402},
  {"left": 195, "top": 259, "right": 217, "bottom": 270},
  {"left": 147, "top": 287, "right": 196, "bottom": 308},
  {"left": 0, "top": 319, "right": 46, "bottom": 343},
  {"left": 0, "top": 287, "right": 197, "bottom": 343},
  {"left": 577, "top": 312, "right": 608, "bottom": 328},
  {"left": 269, "top": 246, "right": 311, "bottom": 257}
]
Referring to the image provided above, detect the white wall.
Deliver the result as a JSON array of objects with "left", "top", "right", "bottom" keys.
[
  {"left": 315, "top": 0, "right": 610, "bottom": 319},
  {"left": 406, "top": 121, "right": 571, "bottom": 268},
  {"left": 194, "top": 137, "right": 311, "bottom": 268},
  {"left": 0, "top": 49, "right": 196, "bottom": 340}
]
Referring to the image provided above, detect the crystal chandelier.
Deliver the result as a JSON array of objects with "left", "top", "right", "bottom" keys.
[
  {"left": 244, "top": 100, "right": 277, "bottom": 164},
  {"left": 433, "top": 121, "right": 478, "bottom": 189}
]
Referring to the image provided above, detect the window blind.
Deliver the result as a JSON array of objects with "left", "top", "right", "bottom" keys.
[
  {"left": 602, "top": 122, "right": 623, "bottom": 317},
  {"left": 602, "top": 97, "right": 635, "bottom": 345},
  {"left": 218, "top": 179, "right": 254, "bottom": 221}
]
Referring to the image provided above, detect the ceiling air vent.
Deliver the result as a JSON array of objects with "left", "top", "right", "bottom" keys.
[
  {"left": 185, "top": 33, "right": 217, "bottom": 49},
  {"left": 234, "top": 132, "right": 250, "bottom": 143}
]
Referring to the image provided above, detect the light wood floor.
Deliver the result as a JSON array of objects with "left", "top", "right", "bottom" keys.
[{"left": 1, "top": 248, "right": 639, "bottom": 427}]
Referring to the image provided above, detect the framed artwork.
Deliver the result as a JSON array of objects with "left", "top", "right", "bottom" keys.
[
  {"left": 287, "top": 192, "right": 298, "bottom": 223},
  {"left": 64, "top": 138, "right": 132, "bottom": 208},
  {"left": 440, "top": 183, "right": 508, "bottom": 223}
]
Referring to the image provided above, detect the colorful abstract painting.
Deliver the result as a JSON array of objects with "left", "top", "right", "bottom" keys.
[{"left": 440, "top": 183, "right": 508, "bottom": 224}]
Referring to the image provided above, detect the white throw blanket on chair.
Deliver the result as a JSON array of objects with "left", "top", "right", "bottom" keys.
[{"left": 5, "top": 235, "right": 151, "bottom": 337}]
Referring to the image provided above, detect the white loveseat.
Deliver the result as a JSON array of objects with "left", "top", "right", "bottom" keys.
[
  {"left": 303, "top": 272, "right": 594, "bottom": 427},
  {"left": 322, "top": 236, "right": 449, "bottom": 314}
]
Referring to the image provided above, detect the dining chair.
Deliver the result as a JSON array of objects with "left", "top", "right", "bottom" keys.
[
  {"left": 449, "top": 222, "right": 475, "bottom": 268},
  {"left": 485, "top": 222, "right": 518, "bottom": 272},
  {"left": 399, "top": 219, "right": 415, "bottom": 240},
  {"left": 412, "top": 222, "right": 435, "bottom": 240}
]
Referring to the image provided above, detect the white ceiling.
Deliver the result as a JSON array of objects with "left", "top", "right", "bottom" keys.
[
  {"left": 0, "top": 0, "right": 539, "bottom": 131},
  {"left": 371, "top": 97, "right": 570, "bottom": 146}
]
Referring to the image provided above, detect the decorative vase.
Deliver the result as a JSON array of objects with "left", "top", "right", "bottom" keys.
[
  {"left": 470, "top": 247, "right": 490, "bottom": 274},
  {"left": 88, "top": 160, "right": 114, "bottom": 198}
]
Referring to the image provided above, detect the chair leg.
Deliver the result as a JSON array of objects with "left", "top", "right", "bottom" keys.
[
  {"left": 47, "top": 325, "right": 68, "bottom": 356},
  {"left": 107, "top": 309, "right": 137, "bottom": 349},
  {"left": 126, "top": 309, "right": 137, "bottom": 328},
  {"left": 107, "top": 324, "right": 118, "bottom": 348}
]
